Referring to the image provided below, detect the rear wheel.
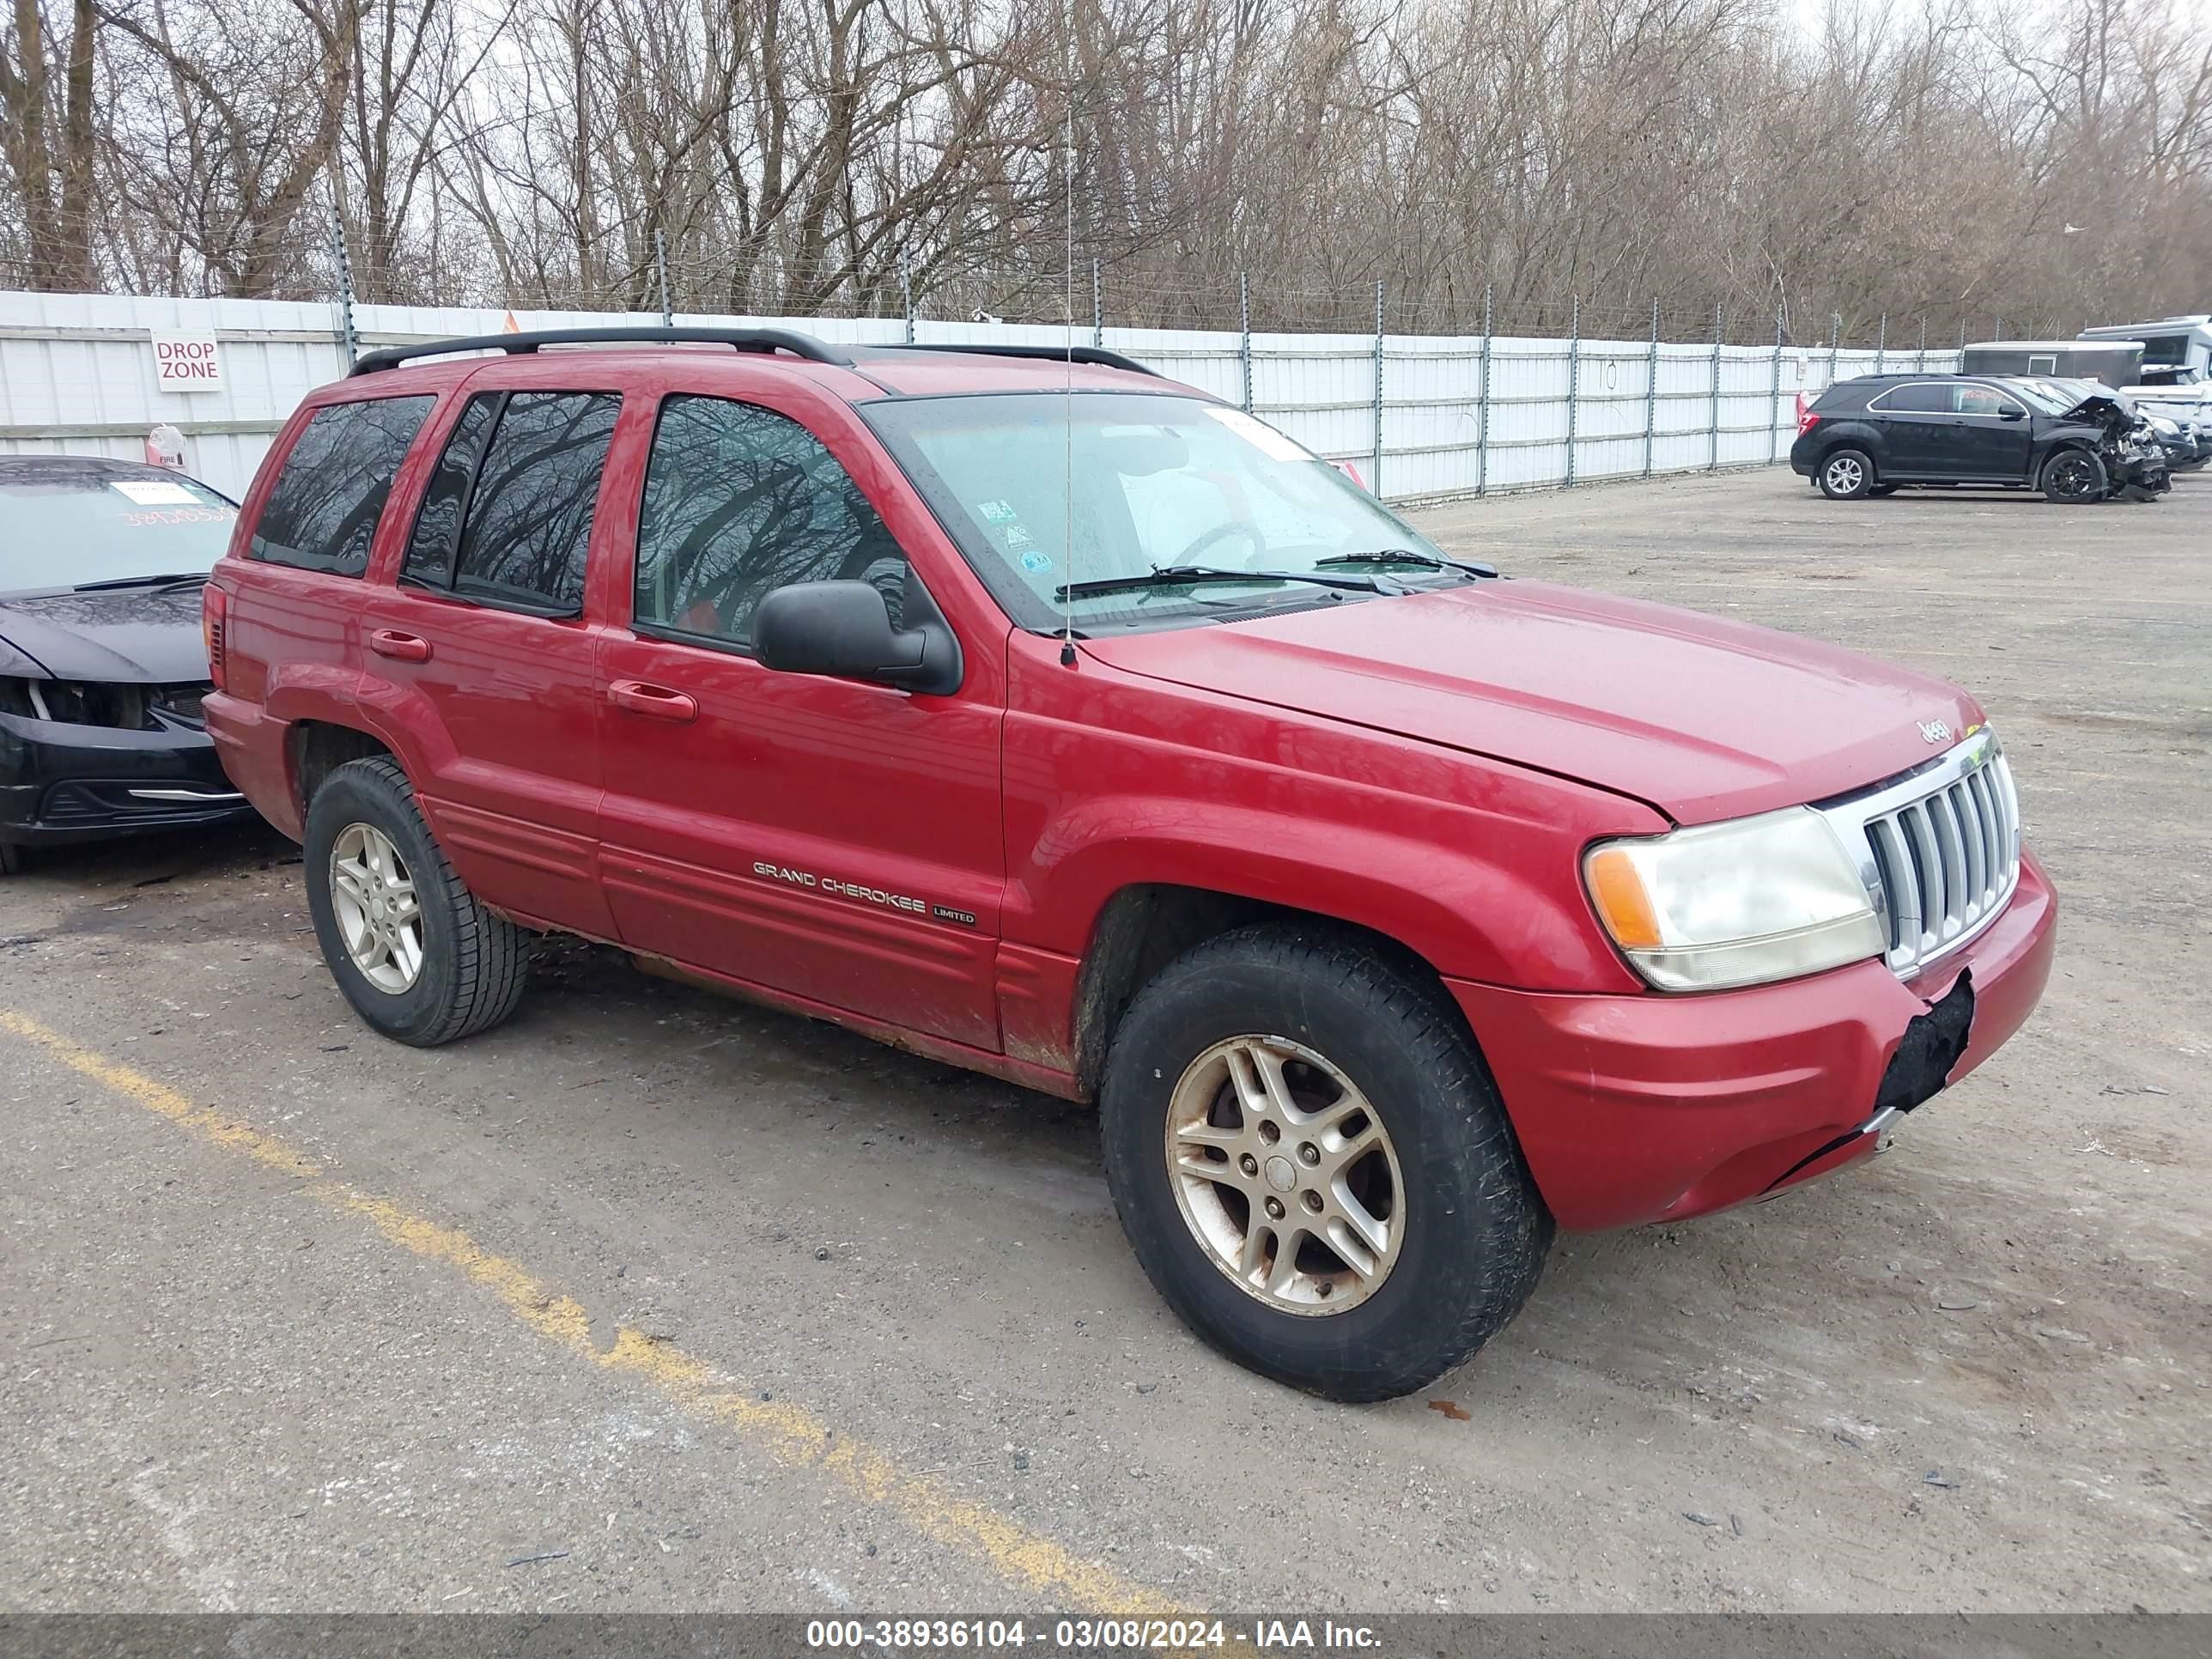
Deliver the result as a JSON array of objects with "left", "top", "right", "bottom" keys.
[
  {"left": 304, "top": 756, "right": 529, "bottom": 1046},
  {"left": 2041, "top": 447, "right": 2108, "bottom": 503},
  {"left": 1098, "top": 925, "right": 1552, "bottom": 1401},
  {"left": 1818, "top": 448, "right": 1874, "bottom": 499}
]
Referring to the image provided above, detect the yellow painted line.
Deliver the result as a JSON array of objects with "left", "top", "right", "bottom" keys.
[{"left": 0, "top": 1008, "right": 1187, "bottom": 1615}]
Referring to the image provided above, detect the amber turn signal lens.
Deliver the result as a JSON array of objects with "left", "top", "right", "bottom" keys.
[{"left": 1585, "top": 847, "right": 1662, "bottom": 950}]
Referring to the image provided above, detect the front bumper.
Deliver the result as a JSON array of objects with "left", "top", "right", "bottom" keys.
[
  {"left": 1451, "top": 848, "right": 2057, "bottom": 1231},
  {"left": 0, "top": 711, "right": 256, "bottom": 847}
]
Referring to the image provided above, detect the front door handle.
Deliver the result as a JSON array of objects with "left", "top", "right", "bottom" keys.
[
  {"left": 608, "top": 679, "right": 699, "bottom": 723},
  {"left": 368, "top": 628, "right": 431, "bottom": 662}
]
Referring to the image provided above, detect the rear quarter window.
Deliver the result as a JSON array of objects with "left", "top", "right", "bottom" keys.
[{"left": 249, "top": 395, "right": 436, "bottom": 576}]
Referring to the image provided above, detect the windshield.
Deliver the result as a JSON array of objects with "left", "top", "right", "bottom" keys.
[
  {"left": 1, "top": 466, "right": 235, "bottom": 593},
  {"left": 861, "top": 392, "right": 1455, "bottom": 631}
]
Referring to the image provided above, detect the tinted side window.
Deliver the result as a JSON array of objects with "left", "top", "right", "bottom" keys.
[
  {"left": 1876, "top": 383, "right": 1951, "bottom": 414},
  {"left": 250, "top": 396, "right": 434, "bottom": 575},
  {"left": 634, "top": 395, "right": 904, "bottom": 645},
  {"left": 452, "top": 392, "right": 620, "bottom": 612},
  {"left": 403, "top": 392, "right": 500, "bottom": 587}
]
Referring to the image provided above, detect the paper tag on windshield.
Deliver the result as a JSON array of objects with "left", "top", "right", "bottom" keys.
[
  {"left": 111, "top": 479, "right": 200, "bottom": 506},
  {"left": 1204, "top": 406, "right": 1310, "bottom": 463}
]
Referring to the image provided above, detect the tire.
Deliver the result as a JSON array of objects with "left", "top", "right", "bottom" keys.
[
  {"left": 1868, "top": 483, "right": 1901, "bottom": 497},
  {"left": 1098, "top": 924, "right": 1552, "bottom": 1401},
  {"left": 303, "top": 755, "right": 529, "bottom": 1046},
  {"left": 0, "top": 842, "right": 24, "bottom": 878},
  {"left": 1817, "top": 447, "right": 1874, "bottom": 499},
  {"left": 2041, "top": 447, "right": 2108, "bottom": 503}
]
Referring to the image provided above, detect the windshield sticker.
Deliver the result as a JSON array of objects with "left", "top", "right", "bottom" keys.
[
  {"left": 977, "top": 499, "right": 1019, "bottom": 524},
  {"left": 110, "top": 479, "right": 201, "bottom": 506},
  {"left": 1003, "top": 523, "right": 1035, "bottom": 549},
  {"left": 1204, "top": 406, "right": 1310, "bottom": 463},
  {"left": 1018, "top": 549, "right": 1053, "bottom": 574}
]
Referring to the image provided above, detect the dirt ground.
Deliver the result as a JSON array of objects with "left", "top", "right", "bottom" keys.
[{"left": 0, "top": 467, "right": 2204, "bottom": 1616}]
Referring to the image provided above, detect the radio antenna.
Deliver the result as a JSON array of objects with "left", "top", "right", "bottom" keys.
[{"left": 1059, "top": 0, "right": 1079, "bottom": 667}]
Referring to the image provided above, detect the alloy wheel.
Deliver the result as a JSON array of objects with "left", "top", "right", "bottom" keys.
[
  {"left": 1824, "top": 454, "right": 1864, "bottom": 495},
  {"left": 330, "top": 822, "right": 424, "bottom": 994},
  {"left": 1164, "top": 1034, "right": 1406, "bottom": 1315},
  {"left": 2047, "top": 453, "right": 2100, "bottom": 501}
]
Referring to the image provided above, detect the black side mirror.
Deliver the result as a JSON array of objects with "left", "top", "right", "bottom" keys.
[
  {"left": 752, "top": 578, "right": 963, "bottom": 697},
  {"left": 1998, "top": 405, "right": 2026, "bottom": 421}
]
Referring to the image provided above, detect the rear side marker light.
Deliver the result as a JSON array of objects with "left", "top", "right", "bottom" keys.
[{"left": 203, "top": 585, "right": 228, "bottom": 692}]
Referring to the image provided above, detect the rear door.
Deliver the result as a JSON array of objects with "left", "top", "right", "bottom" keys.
[
  {"left": 593, "top": 389, "right": 1005, "bottom": 1050},
  {"left": 1865, "top": 380, "right": 1958, "bottom": 477},
  {"left": 362, "top": 385, "right": 623, "bottom": 935}
]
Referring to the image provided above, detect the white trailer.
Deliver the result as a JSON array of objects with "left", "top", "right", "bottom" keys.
[{"left": 2078, "top": 315, "right": 2212, "bottom": 384}]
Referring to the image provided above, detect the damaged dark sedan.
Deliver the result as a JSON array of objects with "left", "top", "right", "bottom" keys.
[
  {"left": 1790, "top": 372, "right": 2170, "bottom": 502},
  {"left": 1, "top": 455, "right": 256, "bottom": 874}
]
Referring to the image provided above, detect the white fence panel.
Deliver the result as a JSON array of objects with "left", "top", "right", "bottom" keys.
[{"left": 0, "top": 289, "right": 1960, "bottom": 505}]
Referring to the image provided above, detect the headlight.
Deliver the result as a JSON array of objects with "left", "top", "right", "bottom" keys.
[{"left": 1583, "top": 807, "right": 1886, "bottom": 991}]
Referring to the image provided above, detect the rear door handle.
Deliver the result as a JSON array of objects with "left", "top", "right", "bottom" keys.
[
  {"left": 608, "top": 679, "right": 698, "bottom": 723},
  {"left": 368, "top": 628, "right": 431, "bottom": 663}
]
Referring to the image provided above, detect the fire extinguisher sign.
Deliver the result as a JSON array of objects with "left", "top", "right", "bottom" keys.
[{"left": 149, "top": 331, "right": 223, "bottom": 392}]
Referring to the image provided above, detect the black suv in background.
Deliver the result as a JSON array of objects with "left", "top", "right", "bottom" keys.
[{"left": 1790, "top": 373, "right": 2169, "bottom": 503}]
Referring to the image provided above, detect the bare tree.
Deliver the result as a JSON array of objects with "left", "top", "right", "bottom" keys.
[
  {"left": 95, "top": 0, "right": 359, "bottom": 295},
  {"left": 3, "top": 0, "right": 2208, "bottom": 338},
  {"left": 0, "top": 0, "right": 100, "bottom": 289}
]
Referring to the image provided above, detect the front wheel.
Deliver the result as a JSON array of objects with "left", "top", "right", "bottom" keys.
[
  {"left": 1818, "top": 448, "right": 1875, "bottom": 499},
  {"left": 2041, "top": 447, "right": 2108, "bottom": 503},
  {"left": 1099, "top": 927, "right": 1552, "bottom": 1401},
  {"left": 303, "top": 756, "right": 530, "bottom": 1046}
]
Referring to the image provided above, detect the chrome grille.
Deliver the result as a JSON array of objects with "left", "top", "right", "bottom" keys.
[{"left": 1817, "top": 732, "right": 2020, "bottom": 978}]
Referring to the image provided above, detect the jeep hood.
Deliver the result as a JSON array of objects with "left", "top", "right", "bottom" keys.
[{"left": 1081, "top": 582, "right": 1983, "bottom": 824}]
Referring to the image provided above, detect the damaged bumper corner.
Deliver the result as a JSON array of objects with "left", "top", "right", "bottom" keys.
[
  {"left": 1754, "top": 969, "right": 1978, "bottom": 1199},
  {"left": 1447, "top": 849, "right": 2057, "bottom": 1232}
]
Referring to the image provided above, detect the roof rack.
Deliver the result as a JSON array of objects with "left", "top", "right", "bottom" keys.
[
  {"left": 874, "top": 342, "right": 1162, "bottom": 379},
  {"left": 348, "top": 325, "right": 854, "bottom": 376}
]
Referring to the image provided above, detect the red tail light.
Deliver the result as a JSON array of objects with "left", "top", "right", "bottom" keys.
[
  {"left": 202, "top": 583, "right": 228, "bottom": 691},
  {"left": 1796, "top": 410, "right": 1822, "bottom": 438}
]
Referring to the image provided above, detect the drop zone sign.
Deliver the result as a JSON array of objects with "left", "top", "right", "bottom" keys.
[{"left": 150, "top": 331, "right": 223, "bottom": 392}]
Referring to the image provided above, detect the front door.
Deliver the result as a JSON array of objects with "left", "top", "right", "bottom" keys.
[
  {"left": 593, "top": 392, "right": 1005, "bottom": 1050},
  {"left": 363, "top": 386, "right": 623, "bottom": 936},
  {"left": 1948, "top": 382, "right": 2036, "bottom": 481}
]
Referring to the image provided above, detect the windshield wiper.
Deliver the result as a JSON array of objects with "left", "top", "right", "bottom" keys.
[
  {"left": 73, "top": 571, "right": 212, "bottom": 593},
  {"left": 1316, "top": 548, "right": 1498, "bottom": 580},
  {"left": 1054, "top": 565, "right": 1391, "bottom": 602}
]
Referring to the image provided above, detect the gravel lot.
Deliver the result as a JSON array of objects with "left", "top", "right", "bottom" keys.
[{"left": 1, "top": 467, "right": 2204, "bottom": 1616}]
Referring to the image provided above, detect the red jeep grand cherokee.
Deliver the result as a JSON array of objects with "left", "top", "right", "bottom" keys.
[{"left": 203, "top": 327, "right": 2056, "bottom": 1401}]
